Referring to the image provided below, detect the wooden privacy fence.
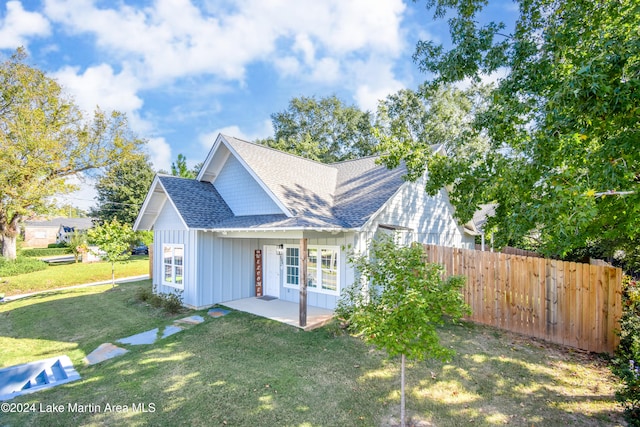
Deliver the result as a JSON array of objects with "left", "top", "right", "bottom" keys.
[{"left": 424, "top": 244, "right": 623, "bottom": 354}]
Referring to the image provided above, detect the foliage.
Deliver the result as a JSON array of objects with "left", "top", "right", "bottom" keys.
[
  {"left": 376, "top": 84, "right": 491, "bottom": 183},
  {"left": 68, "top": 230, "right": 87, "bottom": 263},
  {"left": 46, "top": 203, "right": 87, "bottom": 218},
  {"left": 612, "top": 276, "right": 640, "bottom": 425},
  {"left": 0, "top": 48, "right": 145, "bottom": 260},
  {"left": 47, "top": 242, "right": 69, "bottom": 249},
  {"left": 257, "top": 95, "right": 377, "bottom": 163},
  {"left": 135, "top": 284, "right": 184, "bottom": 314},
  {"left": 168, "top": 153, "right": 201, "bottom": 178},
  {"left": 393, "top": 0, "right": 640, "bottom": 257},
  {"left": 0, "top": 256, "right": 47, "bottom": 277},
  {"left": 92, "top": 155, "right": 155, "bottom": 224},
  {"left": 87, "top": 218, "right": 135, "bottom": 286},
  {"left": 340, "top": 235, "right": 469, "bottom": 359},
  {"left": 135, "top": 230, "right": 154, "bottom": 247},
  {"left": 338, "top": 234, "right": 469, "bottom": 425},
  {"left": 20, "top": 247, "right": 72, "bottom": 257}
]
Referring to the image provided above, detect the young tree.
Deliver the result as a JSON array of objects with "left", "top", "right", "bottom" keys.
[
  {"left": 87, "top": 219, "right": 135, "bottom": 287},
  {"left": 338, "top": 235, "right": 469, "bottom": 426},
  {"left": 257, "top": 95, "right": 377, "bottom": 163},
  {"left": 170, "top": 153, "right": 201, "bottom": 178},
  {"left": 68, "top": 230, "right": 88, "bottom": 263},
  {"left": 0, "top": 48, "right": 144, "bottom": 260},
  {"left": 92, "top": 155, "right": 155, "bottom": 225},
  {"left": 389, "top": 0, "right": 640, "bottom": 257}
]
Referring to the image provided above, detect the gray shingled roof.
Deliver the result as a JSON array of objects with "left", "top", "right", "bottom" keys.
[
  {"left": 158, "top": 136, "right": 408, "bottom": 230},
  {"left": 25, "top": 217, "right": 95, "bottom": 229},
  {"left": 158, "top": 175, "right": 234, "bottom": 228}
]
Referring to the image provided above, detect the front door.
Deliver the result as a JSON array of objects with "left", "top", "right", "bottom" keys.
[{"left": 263, "top": 245, "right": 281, "bottom": 298}]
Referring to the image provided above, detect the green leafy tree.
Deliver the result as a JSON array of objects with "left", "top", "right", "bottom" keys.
[
  {"left": 92, "top": 155, "right": 155, "bottom": 224},
  {"left": 257, "top": 95, "right": 377, "bottom": 163},
  {"left": 87, "top": 219, "right": 135, "bottom": 287},
  {"left": 338, "top": 235, "right": 469, "bottom": 426},
  {"left": 170, "top": 153, "right": 201, "bottom": 178},
  {"left": 387, "top": 0, "right": 640, "bottom": 257},
  {"left": 0, "top": 48, "right": 144, "bottom": 260}
]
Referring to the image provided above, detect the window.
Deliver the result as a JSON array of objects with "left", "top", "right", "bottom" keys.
[
  {"left": 284, "top": 245, "right": 340, "bottom": 295},
  {"left": 163, "top": 244, "right": 184, "bottom": 289},
  {"left": 285, "top": 247, "right": 299, "bottom": 286}
]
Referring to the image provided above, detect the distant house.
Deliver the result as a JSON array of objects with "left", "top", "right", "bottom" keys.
[
  {"left": 23, "top": 217, "right": 94, "bottom": 248},
  {"left": 134, "top": 134, "right": 477, "bottom": 310}
]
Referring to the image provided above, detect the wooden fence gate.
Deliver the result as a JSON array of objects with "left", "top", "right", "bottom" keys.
[{"left": 424, "top": 245, "right": 623, "bottom": 354}]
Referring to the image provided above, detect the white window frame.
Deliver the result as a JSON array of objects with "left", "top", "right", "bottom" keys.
[
  {"left": 162, "top": 244, "right": 184, "bottom": 289},
  {"left": 284, "top": 244, "right": 340, "bottom": 296}
]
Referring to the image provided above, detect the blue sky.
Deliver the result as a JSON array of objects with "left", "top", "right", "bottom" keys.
[{"left": 0, "top": 0, "right": 516, "bottom": 210}]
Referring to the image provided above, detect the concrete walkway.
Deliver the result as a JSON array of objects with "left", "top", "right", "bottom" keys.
[
  {"left": 1, "top": 275, "right": 150, "bottom": 302},
  {"left": 222, "top": 297, "right": 334, "bottom": 331}
]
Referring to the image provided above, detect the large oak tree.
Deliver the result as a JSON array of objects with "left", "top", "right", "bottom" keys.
[
  {"left": 0, "top": 49, "right": 144, "bottom": 259},
  {"left": 381, "top": 0, "right": 639, "bottom": 257},
  {"left": 257, "top": 95, "right": 377, "bottom": 163}
]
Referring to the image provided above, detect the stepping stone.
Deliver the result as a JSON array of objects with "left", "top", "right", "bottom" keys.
[
  {"left": 85, "top": 343, "right": 128, "bottom": 365},
  {"left": 174, "top": 315, "right": 204, "bottom": 325},
  {"left": 117, "top": 328, "right": 159, "bottom": 345},
  {"left": 161, "top": 325, "right": 183, "bottom": 339},
  {"left": 208, "top": 308, "right": 230, "bottom": 318}
]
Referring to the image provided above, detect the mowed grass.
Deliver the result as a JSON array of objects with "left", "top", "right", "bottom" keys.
[
  {"left": 0, "top": 281, "right": 624, "bottom": 426},
  {"left": 0, "top": 255, "right": 149, "bottom": 296}
]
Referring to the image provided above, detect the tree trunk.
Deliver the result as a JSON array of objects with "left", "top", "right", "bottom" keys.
[
  {"left": 401, "top": 353, "right": 406, "bottom": 427},
  {"left": 111, "top": 262, "right": 115, "bottom": 288},
  {"left": 0, "top": 215, "right": 20, "bottom": 261},
  {"left": 1, "top": 233, "right": 17, "bottom": 260}
]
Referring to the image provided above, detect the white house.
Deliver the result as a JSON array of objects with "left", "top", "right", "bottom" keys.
[{"left": 134, "top": 134, "right": 476, "bottom": 311}]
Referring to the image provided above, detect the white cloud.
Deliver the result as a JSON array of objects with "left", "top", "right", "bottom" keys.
[
  {"left": 351, "top": 58, "right": 405, "bottom": 111},
  {"left": 43, "top": 0, "right": 408, "bottom": 87},
  {"left": 199, "top": 120, "right": 274, "bottom": 150},
  {"left": 147, "top": 137, "right": 172, "bottom": 172},
  {"left": 0, "top": 1, "right": 51, "bottom": 49},
  {"left": 52, "top": 63, "right": 143, "bottom": 115}
]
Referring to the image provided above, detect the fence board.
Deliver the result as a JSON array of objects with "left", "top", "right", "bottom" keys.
[{"left": 424, "top": 244, "right": 623, "bottom": 354}]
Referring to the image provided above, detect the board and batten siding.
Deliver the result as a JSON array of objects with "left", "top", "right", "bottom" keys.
[
  {"left": 152, "top": 200, "right": 200, "bottom": 307},
  {"left": 366, "top": 177, "right": 475, "bottom": 249},
  {"left": 213, "top": 154, "right": 282, "bottom": 215},
  {"left": 193, "top": 232, "right": 358, "bottom": 310},
  {"left": 196, "top": 233, "right": 260, "bottom": 308}
]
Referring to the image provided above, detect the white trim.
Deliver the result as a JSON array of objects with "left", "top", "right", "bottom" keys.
[
  {"left": 196, "top": 134, "right": 293, "bottom": 218},
  {"left": 133, "top": 175, "right": 162, "bottom": 231},
  {"left": 162, "top": 243, "right": 185, "bottom": 290},
  {"left": 156, "top": 179, "right": 190, "bottom": 231},
  {"left": 196, "top": 134, "right": 225, "bottom": 182},
  {"left": 283, "top": 244, "right": 341, "bottom": 297}
]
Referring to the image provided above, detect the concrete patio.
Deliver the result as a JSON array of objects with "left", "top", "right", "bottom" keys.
[{"left": 221, "top": 297, "right": 334, "bottom": 331}]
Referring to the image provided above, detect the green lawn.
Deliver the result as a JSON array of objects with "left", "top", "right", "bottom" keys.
[
  {"left": 0, "top": 255, "right": 149, "bottom": 296},
  {"left": 0, "top": 281, "right": 624, "bottom": 426}
]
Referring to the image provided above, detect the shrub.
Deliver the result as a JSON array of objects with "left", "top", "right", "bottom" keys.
[
  {"left": 47, "top": 242, "right": 69, "bottom": 248},
  {"left": 135, "top": 285, "right": 154, "bottom": 303},
  {"left": 136, "top": 285, "right": 184, "bottom": 314},
  {"left": 0, "top": 257, "right": 48, "bottom": 277},
  {"left": 20, "top": 247, "right": 73, "bottom": 257},
  {"left": 612, "top": 276, "right": 640, "bottom": 425}
]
